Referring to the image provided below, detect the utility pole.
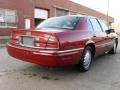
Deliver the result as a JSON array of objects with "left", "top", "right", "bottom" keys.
[{"left": 107, "top": 0, "right": 110, "bottom": 28}]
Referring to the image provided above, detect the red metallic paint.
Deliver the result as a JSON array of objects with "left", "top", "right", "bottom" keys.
[{"left": 6, "top": 16, "right": 117, "bottom": 66}]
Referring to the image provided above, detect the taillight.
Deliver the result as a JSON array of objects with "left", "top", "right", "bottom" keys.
[
  {"left": 34, "top": 36, "right": 47, "bottom": 47},
  {"left": 46, "top": 36, "right": 59, "bottom": 49},
  {"left": 34, "top": 35, "right": 59, "bottom": 50}
]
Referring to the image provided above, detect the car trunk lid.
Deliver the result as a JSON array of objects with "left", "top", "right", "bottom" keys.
[{"left": 10, "top": 29, "right": 59, "bottom": 50}]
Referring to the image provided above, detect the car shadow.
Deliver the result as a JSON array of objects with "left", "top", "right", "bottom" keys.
[
  {"left": 8, "top": 40, "right": 120, "bottom": 81},
  {"left": 17, "top": 50, "right": 119, "bottom": 81}
]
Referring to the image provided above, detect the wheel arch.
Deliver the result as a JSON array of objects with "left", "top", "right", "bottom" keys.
[{"left": 85, "top": 42, "right": 96, "bottom": 57}]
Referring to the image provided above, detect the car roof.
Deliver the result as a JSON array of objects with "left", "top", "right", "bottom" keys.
[{"left": 57, "top": 15, "right": 97, "bottom": 19}]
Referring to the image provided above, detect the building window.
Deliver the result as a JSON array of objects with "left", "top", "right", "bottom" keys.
[
  {"left": 69, "top": 11, "right": 77, "bottom": 15},
  {"left": 55, "top": 8, "right": 69, "bottom": 16},
  {"left": 34, "top": 8, "right": 48, "bottom": 26},
  {"left": 0, "top": 8, "right": 17, "bottom": 28}
]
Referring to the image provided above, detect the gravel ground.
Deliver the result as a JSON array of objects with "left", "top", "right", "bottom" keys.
[{"left": 0, "top": 38, "right": 120, "bottom": 90}]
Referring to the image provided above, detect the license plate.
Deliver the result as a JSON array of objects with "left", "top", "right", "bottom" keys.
[{"left": 20, "top": 36, "right": 34, "bottom": 47}]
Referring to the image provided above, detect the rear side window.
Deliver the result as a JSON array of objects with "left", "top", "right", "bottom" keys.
[
  {"left": 90, "top": 18, "right": 103, "bottom": 33},
  {"left": 87, "top": 20, "right": 94, "bottom": 34}
]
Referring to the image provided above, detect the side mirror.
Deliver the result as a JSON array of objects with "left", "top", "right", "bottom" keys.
[{"left": 105, "top": 29, "right": 115, "bottom": 34}]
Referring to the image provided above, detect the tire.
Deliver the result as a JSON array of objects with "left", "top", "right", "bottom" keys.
[
  {"left": 77, "top": 46, "right": 93, "bottom": 72},
  {"left": 108, "top": 41, "right": 117, "bottom": 54}
]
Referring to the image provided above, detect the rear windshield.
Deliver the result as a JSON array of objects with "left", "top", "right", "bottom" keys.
[{"left": 36, "top": 16, "right": 80, "bottom": 30}]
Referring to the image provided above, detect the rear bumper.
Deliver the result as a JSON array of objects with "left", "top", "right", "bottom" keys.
[{"left": 6, "top": 44, "right": 84, "bottom": 66}]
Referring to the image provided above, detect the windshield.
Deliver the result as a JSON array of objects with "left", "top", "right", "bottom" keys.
[{"left": 36, "top": 16, "right": 80, "bottom": 30}]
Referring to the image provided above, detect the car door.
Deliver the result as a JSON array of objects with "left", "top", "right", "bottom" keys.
[
  {"left": 89, "top": 18, "right": 107, "bottom": 56},
  {"left": 98, "top": 20, "right": 115, "bottom": 51}
]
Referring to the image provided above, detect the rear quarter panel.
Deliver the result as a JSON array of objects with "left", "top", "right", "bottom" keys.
[{"left": 54, "top": 30, "right": 92, "bottom": 50}]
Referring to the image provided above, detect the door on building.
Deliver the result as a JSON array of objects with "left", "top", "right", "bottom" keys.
[{"left": 34, "top": 8, "right": 48, "bottom": 27}]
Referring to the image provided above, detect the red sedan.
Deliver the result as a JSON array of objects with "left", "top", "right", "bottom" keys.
[{"left": 7, "top": 15, "right": 118, "bottom": 72}]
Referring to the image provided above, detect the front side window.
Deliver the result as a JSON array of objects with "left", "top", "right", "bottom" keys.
[
  {"left": 90, "top": 18, "right": 103, "bottom": 33},
  {"left": 98, "top": 20, "right": 108, "bottom": 31},
  {"left": 37, "top": 16, "right": 80, "bottom": 30}
]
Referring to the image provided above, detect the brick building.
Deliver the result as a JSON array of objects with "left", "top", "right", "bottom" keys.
[{"left": 0, "top": 0, "right": 114, "bottom": 46}]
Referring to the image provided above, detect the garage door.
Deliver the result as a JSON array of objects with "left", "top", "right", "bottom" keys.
[{"left": 34, "top": 8, "right": 48, "bottom": 26}]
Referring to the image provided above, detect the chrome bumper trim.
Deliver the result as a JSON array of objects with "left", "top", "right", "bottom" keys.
[
  {"left": 39, "top": 48, "right": 84, "bottom": 54},
  {"left": 8, "top": 43, "right": 84, "bottom": 55}
]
